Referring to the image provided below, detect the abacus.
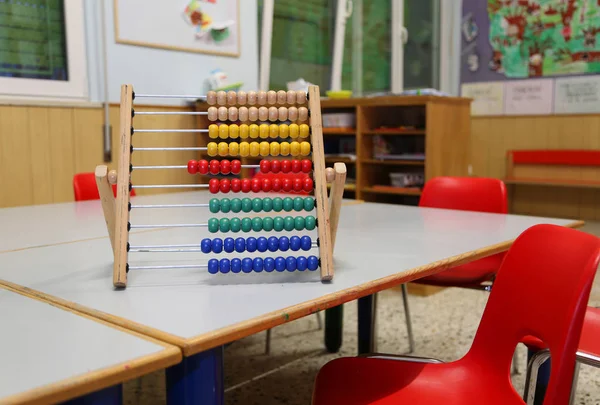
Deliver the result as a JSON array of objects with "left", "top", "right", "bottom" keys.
[{"left": 98, "top": 85, "right": 346, "bottom": 289}]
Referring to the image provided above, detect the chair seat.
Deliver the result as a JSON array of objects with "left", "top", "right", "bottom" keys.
[
  {"left": 416, "top": 253, "right": 504, "bottom": 287},
  {"left": 312, "top": 357, "right": 523, "bottom": 405}
]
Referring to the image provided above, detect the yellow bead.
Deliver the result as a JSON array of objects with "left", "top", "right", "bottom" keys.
[
  {"left": 219, "top": 124, "right": 229, "bottom": 139},
  {"left": 289, "top": 124, "right": 299, "bottom": 139},
  {"left": 290, "top": 141, "right": 301, "bottom": 156},
  {"left": 259, "top": 124, "right": 269, "bottom": 139},
  {"left": 249, "top": 124, "right": 259, "bottom": 139},
  {"left": 207, "top": 142, "right": 218, "bottom": 157},
  {"left": 279, "top": 124, "right": 289, "bottom": 139},
  {"left": 270, "top": 141, "right": 280, "bottom": 156},
  {"left": 259, "top": 141, "right": 270, "bottom": 156},
  {"left": 229, "top": 124, "right": 239, "bottom": 139},
  {"left": 240, "top": 142, "right": 249, "bottom": 157},
  {"left": 269, "top": 124, "right": 279, "bottom": 139},
  {"left": 300, "top": 141, "right": 311, "bottom": 156},
  {"left": 249, "top": 142, "right": 260, "bottom": 157},
  {"left": 239, "top": 124, "right": 249, "bottom": 139},
  {"left": 218, "top": 142, "right": 229, "bottom": 156},
  {"left": 299, "top": 124, "right": 310, "bottom": 138},
  {"left": 280, "top": 142, "right": 290, "bottom": 156},
  {"left": 208, "top": 124, "right": 219, "bottom": 139},
  {"left": 229, "top": 142, "right": 239, "bottom": 156}
]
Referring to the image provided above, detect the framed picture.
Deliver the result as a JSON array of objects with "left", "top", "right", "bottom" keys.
[{"left": 114, "top": 0, "right": 240, "bottom": 57}]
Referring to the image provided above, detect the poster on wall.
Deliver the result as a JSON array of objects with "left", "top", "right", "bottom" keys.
[
  {"left": 554, "top": 75, "right": 600, "bottom": 113},
  {"left": 114, "top": 0, "right": 240, "bottom": 57}
]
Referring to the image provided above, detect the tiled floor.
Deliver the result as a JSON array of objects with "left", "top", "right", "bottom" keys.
[{"left": 124, "top": 222, "right": 600, "bottom": 405}]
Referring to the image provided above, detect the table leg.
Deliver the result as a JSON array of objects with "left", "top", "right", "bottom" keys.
[
  {"left": 324, "top": 306, "right": 343, "bottom": 353},
  {"left": 63, "top": 384, "right": 122, "bottom": 405},
  {"left": 528, "top": 348, "right": 551, "bottom": 405},
  {"left": 166, "top": 346, "right": 224, "bottom": 405},
  {"left": 358, "top": 294, "right": 377, "bottom": 355}
]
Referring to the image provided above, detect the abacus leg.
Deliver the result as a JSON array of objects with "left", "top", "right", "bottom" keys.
[
  {"left": 166, "top": 347, "right": 224, "bottom": 405},
  {"left": 63, "top": 384, "right": 122, "bottom": 405},
  {"left": 324, "top": 306, "right": 344, "bottom": 353},
  {"left": 358, "top": 294, "right": 377, "bottom": 355}
]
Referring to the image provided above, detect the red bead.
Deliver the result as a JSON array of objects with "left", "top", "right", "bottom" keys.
[
  {"left": 208, "top": 178, "right": 220, "bottom": 194},
  {"left": 282, "top": 178, "right": 293, "bottom": 192},
  {"left": 231, "top": 160, "right": 242, "bottom": 175},
  {"left": 281, "top": 160, "right": 292, "bottom": 173},
  {"left": 220, "top": 160, "right": 231, "bottom": 175},
  {"left": 231, "top": 178, "right": 242, "bottom": 193},
  {"left": 251, "top": 178, "right": 262, "bottom": 193},
  {"left": 209, "top": 160, "right": 220, "bottom": 175},
  {"left": 272, "top": 178, "right": 282, "bottom": 192},
  {"left": 293, "top": 177, "right": 303, "bottom": 192},
  {"left": 291, "top": 160, "right": 302, "bottom": 173},
  {"left": 187, "top": 160, "right": 198, "bottom": 174},
  {"left": 262, "top": 178, "right": 272, "bottom": 192},
  {"left": 198, "top": 160, "right": 209, "bottom": 174},
  {"left": 301, "top": 159, "right": 312, "bottom": 173},
  {"left": 219, "top": 179, "right": 231, "bottom": 193},
  {"left": 260, "top": 159, "right": 271, "bottom": 173},
  {"left": 303, "top": 177, "right": 314, "bottom": 192},
  {"left": 271, "top": 160, "right": 281, "bottom": 174},
  {"left": 241, "top": 178, "right": 252, "bottom": 193}
]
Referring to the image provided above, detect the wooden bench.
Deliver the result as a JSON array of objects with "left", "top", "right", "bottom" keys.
[{"left": 506, "top": 150, "right": 600, "bottom": 189}]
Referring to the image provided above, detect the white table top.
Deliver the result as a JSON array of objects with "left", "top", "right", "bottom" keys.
[
  {"left": 0, "top": 194, "right": 580, "bottom": 356},
  {"left": 0, "top": 286, "right": 180, "bottom": 404}
]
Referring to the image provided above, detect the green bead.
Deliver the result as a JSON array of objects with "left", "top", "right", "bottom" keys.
[
  {"left": 252, "top": 198, "right": 263, "bottom": 213},
  {"left": 208, "top": 218, "right": 219, "bottom": 233},
  {"left": 220, "top": 198, "right": 231, "bottom": 213},
  {"left": 241, "top": 198, "right": 252, "bottom": 213},
  {"left": 273, "top": 216, "right": 285, "bottom": 232},
  {"left": 209, "top": 198, "right": 220, "bottom": 214},
  {"left": 230, "top": 198, "right": 242, "bottom": 213},
  {"left": 272, "top": 197, "right": 283, "bottom": 212},
  {"left": 241, "top": 217, "right": 253, "bottom": 232},
  {"left": 303, "top": 198, "right": 315, "bottom": 211},
  {"left": 252, "top": 217, "right": 263, "bottom": 232},
  {"left": 219, "top": 218, "right": 230, "bottom": 232},
  {"left": 230, "top": 217, "right": 241, "bottom": 233},
  {"left": 263, "top": 197, "right": 273, "bottom": 212},
  {"left": 283, "top": 197, "right": 294, "bottom": 212},
  {"left": 284, "top": 216, "right": 295, "bottom": 231},
  {"left": 263, "top": 216, "right": 274, "bottom": 231},
  {"left": 293, "top": 197, "right": 304, "bottom": 212},
  {"left": 305, "top": 215, "right": 316, "bottom": 230},
  {"left": 294, "top": 216, "right": 305, "bottom": 231}
]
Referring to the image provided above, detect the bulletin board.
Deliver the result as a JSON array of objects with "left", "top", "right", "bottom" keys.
[{"left": 114, "top": 0, "right": 240, "bottom": 57}]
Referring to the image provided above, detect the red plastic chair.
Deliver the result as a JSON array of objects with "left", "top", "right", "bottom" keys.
[
  {"left": 73, "top": 172, "right": 135, "bottom": 201},
  {"left": 312, "top": 224, "right": 600, "bottom": 405}
]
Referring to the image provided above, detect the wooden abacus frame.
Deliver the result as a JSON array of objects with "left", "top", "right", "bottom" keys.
[{"left": 103, "top": 85, "right": 342, "bottom": 288}]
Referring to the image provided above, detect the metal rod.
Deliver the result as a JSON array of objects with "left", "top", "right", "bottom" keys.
[
  {"left": 129, "top": 223, "right": 208, "bottom": 229},
  {"left": 129, "top": 248, "right": 204, "bottom": 253},
  {"left": 134, "top": 111, "right": 208, "bottom": 115},
  {"left": 132, "top": 165, "right": 187, "bottom": 170},
  {"left": 241, "top": 164, "right": 259, "bottom": 168},
  {"left": 130, "top": 203, "right": 210, "bottom": 209},
  {"left": 128, "top": 264, "right": 209, "bottom": 270},
  {"left": 133, "top": 184, "right": 209, "bottom": 189},
  {"left": 134, "top": 94, "right": 207, "bottom": 100},
  {"left": 133, "top": 129, "right": 208, "bottom": 133},
  {"left": 132, "top": 147, "right": 208, "bottom": 151},
  {"left": 130, "top": 244, "right": 199, "bottom": 249}
]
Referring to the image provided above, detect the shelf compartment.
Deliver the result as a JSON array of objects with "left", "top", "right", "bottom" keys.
[
  {"left": 363, "top": 130, "right": 425, "bottom": 135},
  {"left": 322, "top": 128, "right": 356, "bottom": 135},
  {"left": 362, "top": 159, "right": 424, "bottom": 166},
  {"left": 362, "top": 186, "right": 422, "bottom": 196}
]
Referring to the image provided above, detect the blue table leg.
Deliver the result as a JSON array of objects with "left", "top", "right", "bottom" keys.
[
  {"left": 166, "top": 346, "right": 224, "bottom": 405},
  {"left": 358, "top": 294, "right": 376, "bottom": 355},
  {"left": 62, "top": 384, "right": 122, "bottom": 405},
  {"left": 528, "top": 348, "right": 551, "bottom": 405},
  {"left": 324, "top": 306, "right": 343, "bottom": 353}
]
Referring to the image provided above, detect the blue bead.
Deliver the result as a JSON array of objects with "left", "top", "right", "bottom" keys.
[
  {"left": 242, "top": 258, "right": 253, "bottom": 273},
  {"left": 231, "top": 258, "right": 242, "bottom": 273},
  {"left": 307, "top": 255, "right": 319, "bottom": 271},
  {"left": 267, "top": 236, "right": 279, "bottom": 252},
  {"left": 275, "top": 257, "right": 286, "bottom": 272},
  {"left": 208, "top": 259, "right": 219, "bottom": 274},
  {"left": 286, "top": 256, "right": 296, "bottom": 272},
  {"left": 246, "top": 237, "right": 257, "bottom": 252},
  {"left": 264, "top": 257, "right": 275, "bottom": 272},
  {"left": 235, "top": 237, "right": 245, "bottom": 253},
  {"left": 201, "top": 238, "right": 212, "bottom": 253},
  {"left": 253, "top": 257, "right": 264, "bottom": 272},
  {"left": 219, "top": 259, "right": 230, "bottom": 274},
  {"left": 290, "top": 236, "right": 301, "bottom": 251},
  {"left": 257, "top": 237, "right": 268, "bottom": 253},
  {"left": 296, "top": 256, "right": 308, "bottom": 271},
  {"left": 279, "top": 236, "right": 290, "bottom": 251},
  {"left": 301, "top": 236, "right": 312, "bottom": 251},
  {"left": 212, "top": 238, "right": 223, "bottom": 254},
  {"left": 223, "top": 237, "right": 235, "bottom": 253}
]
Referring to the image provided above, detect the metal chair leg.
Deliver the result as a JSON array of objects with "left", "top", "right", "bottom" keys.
[
  {"left": 512, "top": 348, "right": 520, "bottom": 375},
  {"left": 265, "top": 329, "right": 271, "bottom": 355},
  {"left": 316, "top": 312, "right": 323, "bottom": 330},
  {"left": 400, "top": 284, "right": 415, "bottom": 353},
  {"left": 523, "top": 349, "right": 551, "bottom": 405},
  {"left": 569, "top": 362, "right": 580, "bottom": 405}
]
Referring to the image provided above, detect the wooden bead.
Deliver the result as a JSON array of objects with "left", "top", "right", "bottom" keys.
[
  {"left": 229, "top": 124, "right": 239, "bottom": 139},
  {"left": 258, "top": 106, "right": 269, "bottom": 121},
  {"left": 257, "top": 91, "right": 267, "bottom": 105},
  {"left": 279, "top": 123, "right": 289, "bottom": 138},
  {"left": 239, "top": 124, "right": 249, "bottom": 138},
  {"left": 248, "top": 107, "right": 259, "bottom": 121},
  {"left": 300, "top": 142, "right": 311, "bottom": 156},
  {"left": 228, "top": 107, "right": 238, "bottom": 121},
  {"left": 259, "top": 124, "right": 269, "bottom": 139},
  {"left": 249, "top": 124, "right": 259, "bottom": 138},
  {"left": 208, "top": 124, "right": 219, "bottom": 138},
  {"left": 237, "top": 91, "right": 247, "bottom": 105},
  {"left": 268, "top": 106, "right": 278, "bottom": 121},
  {"left": 286, "top": 91, "right": 296, "bottom": 105},
  {"left": 249, "top": 142, "right": 260, "bottom": 157},
  {"left": 270, "top": 142, "right": 280, "bottom": 156},
  {"left": 207, "top": 107, "right": 218, "bottom": 121},
  {"left": 267, "top": 90, "right": 277, "bottom": 105},
  {"left": 206, "top": 91, "right": 217, "bottom": 105},
  {"left": 217, "top": 91, "right": 227, "bottom": 105},
  {"left": 299, "top": 124, "right": 310, "bottom": 138},
  {"left": 325, "top": 167, "right": 335, "bottom": 183},
  {"left": 298, "top": 107, "right": 308, "bottom": 121},
  {"left": 207, "top": 142, "right": 218, "bottom": 156},
  {"left": 259, "top": 141, "right": 270, "bottom": 156},
  {"left": 289, "top": 123, "right": 299, "bottom": 138},
  {"left": 247, "top": 91, "right": 257, "bottom": 105},
  {"left": 108, "top": 170, "right": 118, "bottom": 185},
  {"left": 290, "top": 141, "right": 301, "bottom": 156},
  {"left": 297, "top": 92, "right": 307, "bottom": 104},
  {"left": 280, "top": 142, "right": 290, "bottom": 156},
  {"left": 278, "top": 107, "right": 288, "bottom": 121},
  {"left": 269, "top": 124, "right": 279, "bottom": 138},
  {"left": 238, "top": 106, "right": 249, "bottom": 121},
  {"left": 288, "top": 107, "right": 298, "bottom": 121},
  {"left": 218, "top": 142, "right": 229, "bottom": 156},
  {"left": 227, "top": 91, "right": 237, "bottom": 105},
  {"left": 218, "top": 106, "right": 228, "bottom": 121},
  {"left": 277, "top": 90, "right": 287, "bottom": 105}
]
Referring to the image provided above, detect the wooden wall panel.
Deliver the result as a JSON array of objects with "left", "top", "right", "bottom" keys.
[
  {"left": 0, "top": 107, "right": 33, "bottom": 207},
  {"left": 28, "top": 108, "right": 53, "bottom": 205}
]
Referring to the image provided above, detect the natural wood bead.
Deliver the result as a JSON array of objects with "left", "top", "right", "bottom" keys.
[
  {"left": 218, "top": 106, "right": 228, "bottom": 121},
  {"left": 277, "top": 90, "right": 287, "bottom": 105},
  {"left": 228, "top": 107, "right": 238, "bottom": 121},
  {"left": 257, "top": 91, "right": 267, "bottom": 105},
  {"left": 297, "top": 92, "right": 307, "bottom": 104},
  {"left": 206, "top": 91, "right": 217, "bottom": 105},
  {"left": 268, "top": 106, "right": 278, "bottom": 121},
  {"left": 238, "top": 106, "right": 249, "bottom": 121},
  {"left": 216, "top": 91, "right": 227, "bottom": 105},
  {"left": 248, "top": 107, "right": 258, "bottom": 121},
  {"left": 278, "top": 107, "right": 288, "bottom": 121},
  {"left": 325, "top": 167, "right": 335, "bottom": 183},
  {"left": 267, "top": 90, "right": 277, "bottom": 105},
  {"left": 286, "top": 90, "right": 296, "bottom": 105},
  {"left": 247, "top": 91, "right": 257, "bottom": 105},
  {"left": 227, "top": 91, "right": 237, "bottom": 105},
  {"left": 258, "top": 106, "right": 269, "bottom": 121},
  {"left": 288, "top": 106, "right": 298, "bottom": 121},
  {"left": 208, "top": 107, "right": 218, "bottom": 121},
  {"left": 108, "top": 170, "right": 118, "bottom": 185},
  {"left": 298, "top": 107, "right": 308, "bottom": 121},
  {"left": 237, "top": 91, "right": 247, "bottom": 105}
]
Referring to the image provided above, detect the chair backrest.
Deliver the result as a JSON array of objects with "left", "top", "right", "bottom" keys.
[
  {"left": 73, "top": 172, "right": 135, "bottom": 201},
  {"left": 419, "top": 177, "right": 508, "bottom": 214},
  {"left": 466, "top": 224, "right": 600, "bottom": 405}
]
